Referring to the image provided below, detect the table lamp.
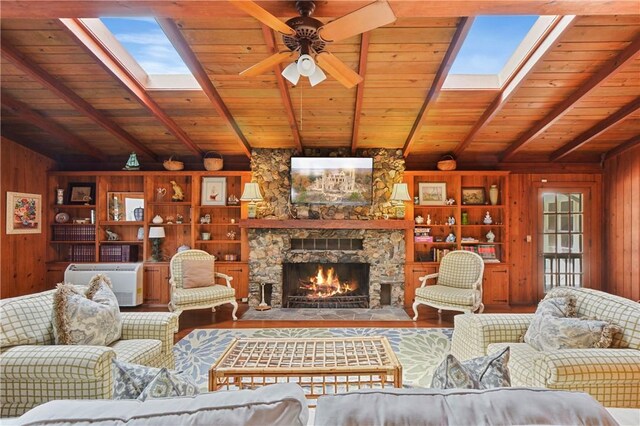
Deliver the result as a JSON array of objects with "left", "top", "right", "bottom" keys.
[
  {"left": 148, "top": 226, "right": 165, "bottom": 262},
  {"left": 240, "top": 183, "right": 264, "bottom": 219},
  {"left": 390, "top": 183, "right": 411, "bottom": 219}
]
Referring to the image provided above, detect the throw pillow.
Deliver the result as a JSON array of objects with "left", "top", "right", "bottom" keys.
[
  {"left": 430, "top": 355, "right": 479, "bottom": 389},
  {"left": 182, "top": 259, "right": 215, "bottom": 289},
  {"left": 524, "top": 316, "right": 621, "bottom": 351},
  {"left": 112, "top": 360, "right": 161, "bottom": 399},
  {"left": 537, "top": 294, "right": 577, "bottom": 317},
  {"left": 53, "top": 274, "right": 121, "bottom": 346},
  {"left": 137, "top": 368, "right": 200, "bottom": 401},
  {"left": 431, "top": 347, "right": 511, "bottom": 390}
]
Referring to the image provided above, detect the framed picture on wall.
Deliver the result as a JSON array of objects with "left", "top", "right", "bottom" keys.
[
  {"left": 462, "top": 187, "right": 486, "bottom": 205},
  {"left": 6, "top": 191, "right": 42, "bottom": 234},
  {"left": 201, "top": 177, "right": 227, "bottom": 206},
  {"left": 418, "top": 182, "right": 447, "bottom": 205},
  {"left": 67, "top": 182, "right": 96, "bottom": 205}
]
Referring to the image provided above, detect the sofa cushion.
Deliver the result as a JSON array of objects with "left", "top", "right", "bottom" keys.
[
  {"left": 173, "top": 284, "right": 234, "bottom": 306},
  {"left": 315, "top": 387, "right": 617, "bottom": 426},
  {"left": 110, "top": 339, "right": 161, "bottom": 366},
  {"left": 137, "top": 368, "right": 199, "bottom": 401},
  {"left": 431, "top": 347, "right": 510, "bottom": 390},
  {"left": 113, "top": 360, "right": 161, "bottom": 399},
  {"left": 525, "top": 316, "right": 620, "bottom": 351},
  {"left": 0, "top": 290, "right": 55, "bottom": 348},
  {"left": 17, "top": 383, "right": 309, "bottom": 426},
  {"left": 181, "top": 259, "right": 215, "bottom": 289},
  {"left": 53, "top": 275, "right": 122, "bottom": 346}
]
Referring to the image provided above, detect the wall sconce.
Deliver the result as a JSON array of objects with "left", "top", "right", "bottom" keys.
[
  {"left": 240, "top": 183, "right": 264, "bottom": 219},
  {"left": 148, "top": 226, "right": 165, "bottom": 262},
  {"left": 390, "top": 183, "right": 411, "bottom": 219}
]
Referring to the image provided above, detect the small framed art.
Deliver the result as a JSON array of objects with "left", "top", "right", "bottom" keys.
[
  {"left": 67, "top": 182, "right": 96, "bottom": 205},
  {"left": 6, "top": 191, "right": 42, "bottom": 234},
  {"left": 418, "top": 182, "right": 447, "bottom": 205},
  {"left": 462, "top": 187, "right": 486, "bottom": 205},
  {"left": 201, "top": 177, "right": 227, "bottom": 206}
]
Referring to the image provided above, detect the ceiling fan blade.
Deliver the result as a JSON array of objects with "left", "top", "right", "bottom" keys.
[
  {"left": 229, "top": 0, "right": 296, "bottom": 36},
  {"left": 240, "top": 51, "right": 295, "bottom": 77},
  {"left": 315, "top": 51, "right": 363, "bottom": 89},
  {"left": 318, "top": 0, "right": 396, "bottom": 42}
]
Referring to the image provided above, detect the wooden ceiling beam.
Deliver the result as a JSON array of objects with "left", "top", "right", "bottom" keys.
[
  {"left": 260, "top": 24, "right": 303, "bottom": 153},
  {"left": 1, "top": 92, "right": 105, "bottom": 160},
  {"left": 551, "top": 97, "right": 640, "bottom": 161},
  {"left": 500, "top": 35, "right": 640, "bottom": 162},
  {"left": 351, "top": 32, "right": 371, "bottom": 154},
  {"left": 452, "top": 16, "right": 575, "bottom": 158},
  {"left": 604, "top": 134, "right": 640, "bottom": 162},
  {"left": 402, "top": 17, "right": 474, "bottom": 158},
  {"left": 0, "top": 42, "right": 159, "bottom": 161},
  {"left": 3, "top": 1, "right": 638, "bottom": 19},
  {"left": 157, "top": 18, "right": 252, "bottom": 158},
  {"left": 61, "top": 18, "right": 204, "bottom": 158}
]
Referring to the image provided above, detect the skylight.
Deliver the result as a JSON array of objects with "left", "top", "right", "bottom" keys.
[
  {"left": 444, "top": 15, "right": 555, "bottom": 90},
  {"left": 101, "top": 17, "right": 191, "bottom": 75},
  {"left": 75, "top": 17, "right": 200, "bottom": 90}
]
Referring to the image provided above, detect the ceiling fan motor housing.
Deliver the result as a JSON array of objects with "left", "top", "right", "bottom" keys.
[{"left": 283, "top": 16, "right": 326, "bottom": 53}]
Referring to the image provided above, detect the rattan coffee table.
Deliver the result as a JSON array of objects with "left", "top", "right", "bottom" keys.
[{"left": 209, "top": 336, "right": 402, "bottom": 399}]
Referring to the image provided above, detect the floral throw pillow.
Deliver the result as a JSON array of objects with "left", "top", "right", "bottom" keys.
[
  {"left": 431, "top": 347, "right": 511, "bottom": 390},
  {"left": 53, "top": 274, "right": 121, "bottom": 346},
  {"left": 137, "top": 368, "right": 200, "bottom": 401},
  {"left": 112, "top": 360, "right": 161, "bottom": 399},
  {"left": 524, "top": 316, "right": 620, "bottom": 351}
]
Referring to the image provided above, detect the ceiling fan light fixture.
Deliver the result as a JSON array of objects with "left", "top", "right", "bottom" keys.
[
  {"left": 308, "top": 66, "right": 327, "bottom": 87},
  {"left": 296, "top": 54, "right": 316, "bottom": 77},
  {"left": 281, "top": 62, "right": 301, "bottom": 85}
]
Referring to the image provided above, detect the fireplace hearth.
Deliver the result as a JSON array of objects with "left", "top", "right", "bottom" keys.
[{"left": 283, "top": 263, "right": 370, "bottom": 308}]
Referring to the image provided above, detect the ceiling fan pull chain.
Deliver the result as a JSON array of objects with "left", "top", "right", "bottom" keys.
[{"left": 300, "top": 85, "right": 303, "bottom": 132}]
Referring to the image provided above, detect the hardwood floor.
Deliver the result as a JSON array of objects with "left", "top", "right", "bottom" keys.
[{"left": 124, "top": 303, "right": 536, "bottom": 342}]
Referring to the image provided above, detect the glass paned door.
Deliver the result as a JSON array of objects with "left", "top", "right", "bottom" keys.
[{"left": 539, "top": 191, "right": 585, "bottom": 293}]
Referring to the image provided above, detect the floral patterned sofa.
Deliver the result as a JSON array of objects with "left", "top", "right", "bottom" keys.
[
  {"left": 0, "top": 289, "right": 178, "bottom": 417},
  {"left": 450, "top": 287, "right": 640, "bottom": 407}
]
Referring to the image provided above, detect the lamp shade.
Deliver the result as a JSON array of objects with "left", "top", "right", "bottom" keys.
[
  {"left": 148, "top": 226, "right": 165, "bottom": 239},
  {"left": 390, "top": 183, "right": 411, "bottom": 202},
  {"left": 240, "top": 183, "right": 264, "bottom": 202},
  {"left": 281, "top": 62, "right": 300, "bottom": 85},
  {"left": 296, "top": 54, "right": 316, "bottom": 77},
  {"left": 308, "top": 66, "right": 327, "bottom": 87}
]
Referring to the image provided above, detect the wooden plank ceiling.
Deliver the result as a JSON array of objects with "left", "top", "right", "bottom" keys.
[{"left": 1, "top": 1, "right": 639, "bottom": 169}]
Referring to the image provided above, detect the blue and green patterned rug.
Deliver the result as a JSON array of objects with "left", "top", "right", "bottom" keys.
[{"left": 174, "top": 328, "right": 452, "bottom": 390}]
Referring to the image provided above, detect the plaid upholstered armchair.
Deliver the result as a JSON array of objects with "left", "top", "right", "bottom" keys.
[
  {"left": 168, "top": 249, "right": 238, "bottom": 320},
  {"left": 412, "top": 250, "right": 485, "bottom": 320}
]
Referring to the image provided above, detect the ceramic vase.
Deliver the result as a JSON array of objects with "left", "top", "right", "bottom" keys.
[
  {"left": 489, "top": 185, "right": 499, "bottom": 206},
  {"left": 134, "top": 207, "right": 144, "bottom": 221}
]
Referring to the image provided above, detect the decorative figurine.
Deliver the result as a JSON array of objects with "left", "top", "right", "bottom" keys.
[
  {"left": 486, "top": 229, "right": 496, "bottom": 243},
  {"left": 227, "top": 194, "right": 239, "bottom": 205},
  {"left": 155, "top": 187, "right": 167, "bottom": 202},
  {"left": 136, "top": 227, "right": 144, "bottom": 241},
  {"left": 176, "top": 213, "right": 184, "bottom": 224},
  {"left": 445, "top": 198, "right": 456, "bottom": 206},
  {"left": 111, "top": 195, "right": 122, "bottom": 221},
  {"left": 169, "top": 180, "right": 184, "bottom": 202},
  {"left": 165, "top": 215, "right": 175, "bottom": 224},
  {"left": 447, "top": 216, "right": 456, "bottom": 225},
  {"left": 483, "top": 211, "right": 493, "bottom": 225},
  {"left": 426, "top": 214, "right": 432, "bottom": 226},
  {"left": 152, "top": 215, "right": 164, "bottom": 224},
  {"left": 56, "top": 188, "right": 64, "bottom": 205},
  {"left": 105, "top": 229, "right": 120, "bottom": 241},
  {"left": 445, "top": 232, "right": 456, "bottom": 243},
  {"left": 226, "top": 230, "right": 237, "bottom": 240},
  {"left": 123, "top": 152, "right": 140, "bottom": 170},
  {"left": 415, "top": 215, "right": 424, "bottom": 224}
]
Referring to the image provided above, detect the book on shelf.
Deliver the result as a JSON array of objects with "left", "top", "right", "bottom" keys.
[
  {"left": 414, "top": 236, "right": 434, "bottom": 243},
  {"left": 461, "top": 237, "right": 479, "bottom": 244}
]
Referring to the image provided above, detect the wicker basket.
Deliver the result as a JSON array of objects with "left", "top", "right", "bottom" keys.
[
  {"left": 163, "top": 157, "right": 184, "bottom": 171},
  {"left": 437, "top": 155, "right": 457, "bottom": 171},
  {"left": 204, "top": 151, "right": 224, "bottom": 171}
]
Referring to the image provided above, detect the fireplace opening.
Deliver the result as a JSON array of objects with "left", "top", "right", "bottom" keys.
[{"left": 283, "top": 263, "right": 370, "bottom": 308}]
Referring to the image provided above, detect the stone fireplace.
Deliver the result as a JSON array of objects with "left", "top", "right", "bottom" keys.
[
  {"left": 247, "top": 228, "right": 405, "bottom": 309},
  {"left": 245, "top": 148, "right": 408, "bottom": 309}
]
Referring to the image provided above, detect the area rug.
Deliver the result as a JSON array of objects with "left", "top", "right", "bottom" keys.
[
  {"left": 239, "top": 307, "right": 411, "bottom": 321},
  {"left": 174, "top": 327, "right": 452, "bottom": 391}
]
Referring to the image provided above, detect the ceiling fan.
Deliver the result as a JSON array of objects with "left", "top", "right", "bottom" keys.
[{"left": 231, "top": 0, "right": 396, "bottom": 88}]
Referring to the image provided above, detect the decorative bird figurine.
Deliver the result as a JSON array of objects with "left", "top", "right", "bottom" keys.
[{"left": 169, "top": 180, "right": 184, "bottom": 202}]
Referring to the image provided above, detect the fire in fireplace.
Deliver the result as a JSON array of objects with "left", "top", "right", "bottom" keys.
[{"left": 283, "top": 262, "right": 370, "bottom": 308}]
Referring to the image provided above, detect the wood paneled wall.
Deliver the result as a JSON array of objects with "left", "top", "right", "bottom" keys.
[
  {"left": 1, "top": 138, "right": 56, "bottom": 298},
  {"left": 604, "top": 145, "right": 640, "bottom": 301},
  {"left": 508, "top": 172, "right": 603, "bottom": 304}
]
